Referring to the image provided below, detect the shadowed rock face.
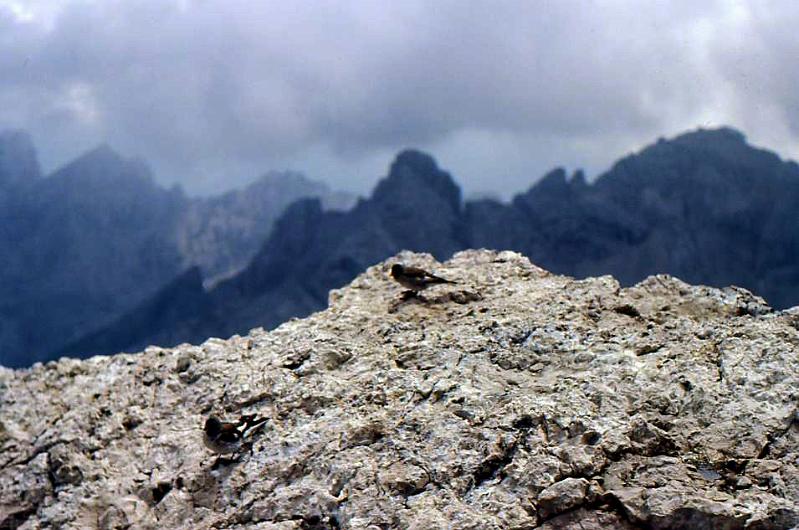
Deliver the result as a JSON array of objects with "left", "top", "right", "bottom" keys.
[
  {"left": 57, "top": 149, "right": 467, "bottom": 358},
  {"left": 176, "top": 171, "right": 354, "bottom": 286},
  {"left": 0, "top": 131, "right": 351, "bottom": 368},
  {"left": 2, "top": 250, "right": 797, "bottom": 528},
  {"left": 0, "top": 144, "right": 187, "bottom": 367},
  {"left": 58, "top": 267, "right": 215, "bottom": 358}
]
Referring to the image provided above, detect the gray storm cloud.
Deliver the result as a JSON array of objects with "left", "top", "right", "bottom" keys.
[{"left": 0, "top": 0, "right": 797, "bottom": 195}]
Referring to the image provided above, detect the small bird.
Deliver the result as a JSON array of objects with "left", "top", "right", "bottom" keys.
[
  {"left": 390, "top": 263, "right": 455, "bottom": 296},
  {"left": 203, "top": 414, "right": 268, "bottom": 456}
]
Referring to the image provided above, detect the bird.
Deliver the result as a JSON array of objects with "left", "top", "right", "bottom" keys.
[
  {"left": 203, "top": 414, "right": 268, "bottom": 457},
  {"left": 390, "top": 263, "right": 456, "bottom": 296}
]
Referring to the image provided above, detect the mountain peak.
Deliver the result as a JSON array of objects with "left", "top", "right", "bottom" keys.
[
  {"left": 571, "top": 169, "right": 587, "bottom": 188},
  {"left": 375, "top": 149, "right": 461, "bottom": 212},
  {"left": 54, "top": 143, "right": 154, "bottom": 188},
  {"left": 673, "top": 126, "right": 746, "bottom": 146},
  {"left": 641, "top": 126, "right": 755, "bottom": 162},
  {"left": 535, "top": 167, "right": 568, "bottom": 191},
  {"left": 595, "top": 125, "right": 778, "bottom": 194},
  {"left": 390, "top": 149, "right": 441, "bottom": 176},
  {"left": 77, "top": 143, "right": 127, "bottom": 167}
]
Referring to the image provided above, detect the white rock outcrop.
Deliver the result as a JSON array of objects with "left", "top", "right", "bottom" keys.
[{"left": 1, "top": 250, "right": 797, "bottom": 529}]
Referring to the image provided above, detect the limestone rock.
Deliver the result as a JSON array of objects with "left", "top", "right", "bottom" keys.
[
  {"left": 537, "top": 477, "right": 590, "bottom": 518},
  {"left": 1, "top": 250, "right": 797, "bottom": 529}
]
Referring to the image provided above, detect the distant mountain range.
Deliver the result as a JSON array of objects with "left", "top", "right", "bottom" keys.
[
  {"left": 55, "top": 127, "right": 799, "bottom": 363},
  {"left": 0, "top": 131, "right": 352, "bottom": 367}
]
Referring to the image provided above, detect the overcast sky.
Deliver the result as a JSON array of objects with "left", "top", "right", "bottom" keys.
[{"left": 1, "top": 0, "right": 797, "bottom": 197}]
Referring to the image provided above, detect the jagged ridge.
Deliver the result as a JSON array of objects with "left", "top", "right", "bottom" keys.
[
  {"left": 66, "top": 128, "right": 799, "bottom": 359},
  {"left": 0, "top": 131, "right": 351, "bottom": 367}
]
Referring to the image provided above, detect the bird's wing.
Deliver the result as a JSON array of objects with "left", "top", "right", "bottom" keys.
[
  {"left": 217, "top": 423, "right": 242, "bottom": 443},
  {"left": 424, "top": 270, "right": 455, "bottom": 283},
  {"left": 402, "top": 266, "right": 431, "bottom": 279},
  {"left": 404, "top": 266, "right": 455, "bottom": 284}
]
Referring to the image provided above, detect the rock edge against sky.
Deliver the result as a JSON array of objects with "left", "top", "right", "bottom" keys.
[{"left": 1, "top": 250, "right": 798, "bottom": 529}]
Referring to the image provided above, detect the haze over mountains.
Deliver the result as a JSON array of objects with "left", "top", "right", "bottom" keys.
[
  {"left": 0, "top": 130, "right": 351, "bottom": 367},
  {"left": 51, "top": 127, "right": 799, "bottom": 364}
]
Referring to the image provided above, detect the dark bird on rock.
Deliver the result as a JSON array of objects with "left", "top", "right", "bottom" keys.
[
  {"left": 203, "top": 414, "right": 268, "bottom": 456},
  {"left": 390, "top": 263, "right": 456, "bottom": 296}
]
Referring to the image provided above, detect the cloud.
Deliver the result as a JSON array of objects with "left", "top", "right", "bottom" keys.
[{"left": 0, "top": 0, "right": 797, "bottom": 195}]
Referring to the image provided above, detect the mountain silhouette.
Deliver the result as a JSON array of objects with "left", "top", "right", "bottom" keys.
[
  {"left": 0, "top": 131, "right": 351, "bottom": 367},
  {"left": 57, "top": 127, "right": 799, "bottom": 360}
]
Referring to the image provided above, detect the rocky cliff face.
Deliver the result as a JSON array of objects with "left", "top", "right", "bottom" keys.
[
  {"left": 80, "top": 129, "right": 799, "bottom": 360},
  {"left": 0, "top": 131, "right": 351, "bottom": 367},
  {"left": 0, "top": 143, "right": 186, "bottom": 367},
  {"left": 58, "top": 150, "right": 465, "bottom": 358},
  {"left": 2, "top": 250, "right": 797, "bottom": 529},
  {"left": 176, "top": 171, "right": 354, "bottom": 286}
]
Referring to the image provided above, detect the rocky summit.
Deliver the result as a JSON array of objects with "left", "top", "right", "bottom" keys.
[{"left": 1, "top": 250, "right": 798, "bottom": 529}]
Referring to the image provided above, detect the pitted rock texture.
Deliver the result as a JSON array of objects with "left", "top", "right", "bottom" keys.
[{"left": 1, "top": 250, "right": 798, "bottom": 529}]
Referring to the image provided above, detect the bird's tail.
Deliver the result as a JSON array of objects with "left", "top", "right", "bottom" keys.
[{"left": 239, "top": 415, "right": 269, "bottom": 435}]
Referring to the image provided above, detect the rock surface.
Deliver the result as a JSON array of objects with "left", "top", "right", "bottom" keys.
[{"left": 1, "top": 250, "right": 798, "bottom": 529}]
